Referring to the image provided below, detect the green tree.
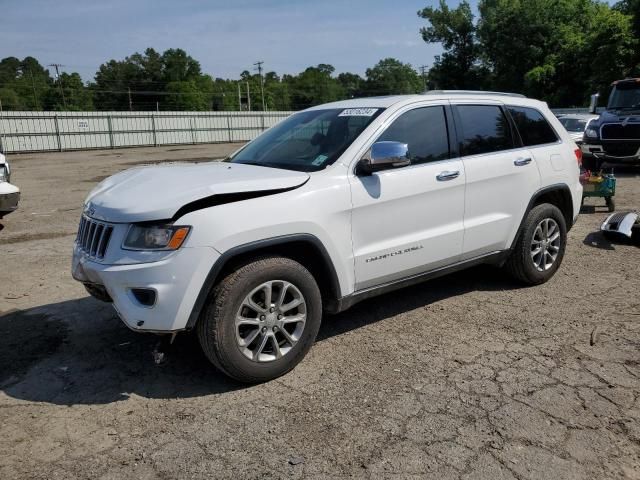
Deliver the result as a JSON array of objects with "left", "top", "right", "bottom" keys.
[
  {"left": 46, "top": 72, "right": 93, "bottom": 111},
  {"left": 478, "top": 0, "right": 637, "bottom": 105},
  {"left": 337, "top": 72, "right": 364, "bottom": 99},
  {"left": 165, "top": 80, "right": 208, "bottom": 110},
  {"left": 615, "top": 0, "right": 640, "bottom": 74},
  {"left": 0, "top": 56, "right": 53, "bottom": 110},
  {"left": 290, "top": 64, "right": 343, "bottom": 109},
  {"left": 420, "top": 0, "right": 638, "bottom": 106},
  {"left": 364, "top": 58, "right": 422, "bottom": 95},
  {"left": 418, "top": 1, "right": 482, "bottom": 89}
]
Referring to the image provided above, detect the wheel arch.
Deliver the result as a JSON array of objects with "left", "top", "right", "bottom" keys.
[
  {"left": 185, "top": 234, "right": 342, "bottom": 330},
  {"left": 510, "top": 184, "right": 575, "bottom": 251}
]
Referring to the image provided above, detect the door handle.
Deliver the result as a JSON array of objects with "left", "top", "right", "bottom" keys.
[
  {"left": 436, "top": 170, "right": 460, "bottom": 181},
  {"left": 514, "top": 157, "right": 532, "bottom": 166}
]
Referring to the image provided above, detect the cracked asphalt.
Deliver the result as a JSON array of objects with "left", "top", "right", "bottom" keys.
[{"left": 1, "top": 145, "right": 639, "bottom": 479}]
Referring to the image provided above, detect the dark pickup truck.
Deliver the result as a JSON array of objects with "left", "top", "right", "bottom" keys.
[{"left": 581, "top": 78, "right": 640, "bottom": 170}]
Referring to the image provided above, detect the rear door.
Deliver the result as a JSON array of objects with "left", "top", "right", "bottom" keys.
[
  {"left": 349, "top": 103, "right": 466, "bottom": 290},
  {"left": 451, "top": 102, "right": 541, "bottom": 258},
  {"left": 506, "top": 105, "right": 565, "bottom": 190}
]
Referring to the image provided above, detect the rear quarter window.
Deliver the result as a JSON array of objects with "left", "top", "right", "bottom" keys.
[
  {"left": 456, "top": 105, "right": 514, "bottom": 156},
  {"left": 508, "top": 106, "right": 559, "bottom": 146}
]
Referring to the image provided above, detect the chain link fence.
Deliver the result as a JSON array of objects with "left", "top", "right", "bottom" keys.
[{"left": 0, "top": 111, "right": 294, "bottom": 154}]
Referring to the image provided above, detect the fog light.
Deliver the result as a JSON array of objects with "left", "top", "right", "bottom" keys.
[{"left": 131, "top": 288, "right": 156, "bottom": 307}]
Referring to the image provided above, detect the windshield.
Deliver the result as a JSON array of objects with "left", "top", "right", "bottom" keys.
[
  {"left": 230, "top": 108, "right": 383, "bottom": 172},
  {"left": 608, "top": 83, "right": 640, "bottom": 110},
  {"left": 559, "top": 117, "right": 588, "bottom": 132}
]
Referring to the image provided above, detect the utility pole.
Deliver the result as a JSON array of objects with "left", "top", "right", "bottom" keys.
[
  {"left": 253, "top": 61, "right": 265, "bottom": 111},
  {"left": 237, "top": 82, "right": 242, "bottom": 110},
  {"left": 128, "top": 87, "right": 133, "bottom": 111},
  {"left": 246, "top": 81, "right": 251, "bottom": 111},
  {"left": 419, "top": 65, "right": 428, "bottom": 92},
  {"left": 48, "top": 64, "right": 67, "bottom": 109}
]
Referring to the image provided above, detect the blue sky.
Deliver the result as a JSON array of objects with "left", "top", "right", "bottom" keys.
[
  {"left": 1, "top": 0, "right": 460, "bottom": 82},
  {"left": 0, "top": 0, "right": 617, "bottom": 83}
]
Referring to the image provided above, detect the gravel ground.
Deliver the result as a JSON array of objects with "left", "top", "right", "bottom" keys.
[{"left": 0, "top": 145, "right": 639, "bottom": 480}]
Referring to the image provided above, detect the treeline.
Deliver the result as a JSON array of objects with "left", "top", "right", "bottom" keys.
[
  {"left": 0, "top": 0, "right": 637, "bottom": 112},
  {"left": 421, "top": 0, "right": 639, "bottom": 106},
  {"left": 0, "top": 52, "right": 422, "bottom": 111}
]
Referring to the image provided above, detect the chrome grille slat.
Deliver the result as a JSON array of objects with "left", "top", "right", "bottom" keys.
[
  {"left": 91, "top": 224, "right": 103, "bottom": 256},
  {"left": 75, "top": 215, "right": 113, "bottom": 260}
]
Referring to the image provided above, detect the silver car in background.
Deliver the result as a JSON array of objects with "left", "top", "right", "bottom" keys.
[{"left": 558, "top": 114, "right": 599, "bottom": 145}]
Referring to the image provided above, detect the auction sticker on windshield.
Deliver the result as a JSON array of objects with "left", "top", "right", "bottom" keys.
[{"left": 338, "top": 108, "right": 378, "bottom": 117}]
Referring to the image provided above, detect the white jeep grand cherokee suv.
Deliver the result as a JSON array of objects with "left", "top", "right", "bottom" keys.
[{"left": 72, "top": 92, "right": 583, "bottom": 382}]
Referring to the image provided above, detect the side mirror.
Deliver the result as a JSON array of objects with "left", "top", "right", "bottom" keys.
[
  {"left": 589, "top": 93, "right": 599, "bottom": 114},
  {"left": 358, "top": 141, "right": 410, "bottom": 175}
]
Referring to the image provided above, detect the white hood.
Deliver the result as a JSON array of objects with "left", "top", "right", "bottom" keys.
[{"left": 85, "top": 162, "right": 309, "bottom": 223}]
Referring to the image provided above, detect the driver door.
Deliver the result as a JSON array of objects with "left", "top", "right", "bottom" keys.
[{"left": 349, "top": 104, "right": 466, "bottom": 291}]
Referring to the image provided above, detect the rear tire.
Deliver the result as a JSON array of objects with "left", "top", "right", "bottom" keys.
[
  {"left": 504, "top": 203, "right": 567, "bottom": 285},
  {"left": 197, "top": 256, "right": 322, "bottom": 383}
]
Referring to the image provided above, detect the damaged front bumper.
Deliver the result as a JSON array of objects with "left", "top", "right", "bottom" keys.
[{"left": 72, "top": 243, "right": 220, "bottom": 332}]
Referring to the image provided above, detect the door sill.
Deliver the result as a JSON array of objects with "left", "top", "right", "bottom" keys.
[{"left": 329, "top": 250, "right": 509, "bottom": 313}]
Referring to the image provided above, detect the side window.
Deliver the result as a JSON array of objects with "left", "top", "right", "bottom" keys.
[
  {"left": 456, "top": 105, "right": 514, "bottom": 156},
  {"left": 378, "top": 106, "right": 449, "bottom": 165},
  {"left": 507, "top": 106, "right": 558, "bottom": 146}
]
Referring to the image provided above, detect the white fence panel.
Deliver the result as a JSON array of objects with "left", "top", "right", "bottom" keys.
[{"left": 0, "top": 111, "right": 293, "bottom": 153}]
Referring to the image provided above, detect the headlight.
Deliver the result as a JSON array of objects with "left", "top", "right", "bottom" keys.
[
  {"left": 123, "top": 224, "right": 191, "bottom": 251},
  {"left": 585, "top": 128, "right": 598, "bottom": 138},
  {"left": 0, "top": 160, "right": 9, "bottom": 183}
]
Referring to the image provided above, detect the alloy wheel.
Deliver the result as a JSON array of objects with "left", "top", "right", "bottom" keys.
[
  {"left": 234, "top": 280, "right": 307, "bottom": 362},
  {"left": 530, "top": 218, "right": 561, "bottom": 272}
]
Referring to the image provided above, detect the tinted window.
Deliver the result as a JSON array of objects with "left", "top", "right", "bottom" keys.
[
  {"left": 378, "top": 106, "right": 449, "bottom": 164},
  {"left": 508, "top": 106, "right": 558, "bottom": 146},
  {"left": 457, "top": 105, "right": 513, "bottom": 156}
]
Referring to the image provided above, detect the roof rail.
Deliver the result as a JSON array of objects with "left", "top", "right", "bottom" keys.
[{"left": 423, "top": 90, "right": 526, "bottom": 98}]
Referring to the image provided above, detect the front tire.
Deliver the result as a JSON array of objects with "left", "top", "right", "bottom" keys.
[
  {"left": 197, "top": 256, "right": 322, "bottom": 383},
  {"left": 505, "top": 203, "right": 567, "bottom": 285}
]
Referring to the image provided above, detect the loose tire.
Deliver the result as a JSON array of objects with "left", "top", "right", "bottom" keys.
[
  {"left": 505, "top": 203, "right": 567, "bottom": 285},
  {"left": 197, "top": 256, "right": 322, "bottom": 383}
]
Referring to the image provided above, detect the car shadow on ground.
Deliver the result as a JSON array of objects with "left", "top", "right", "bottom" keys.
[{"left": 0, "top": 265, "right": 522, "bottom": 406}]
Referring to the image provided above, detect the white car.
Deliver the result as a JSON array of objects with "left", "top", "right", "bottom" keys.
[
  {"left": 0, "top": 152, "right": 20, "bottom": 219},
  {"left": 558, "top": 114, "right": 599, "bottom": 144},
  {"left": 72, "top": 92, "right": 583, "bottom": 382}
]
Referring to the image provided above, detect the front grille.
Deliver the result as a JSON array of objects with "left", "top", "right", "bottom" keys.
[
  {"left": 602, "top": 143, "right": 640, "bottom": 157},
  {"left": 76, "top": 216, "right": 113, "bottom": 259},
  {"left": 605, "top": 211, "right": 629, "bottom": 226},
  {"left": 600, "top": 123, "right": 640, "bottom": 140}
]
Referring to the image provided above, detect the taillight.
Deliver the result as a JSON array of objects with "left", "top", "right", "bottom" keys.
[{"left": 574, "top": 148, "right": 582, "bottom": 167}]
